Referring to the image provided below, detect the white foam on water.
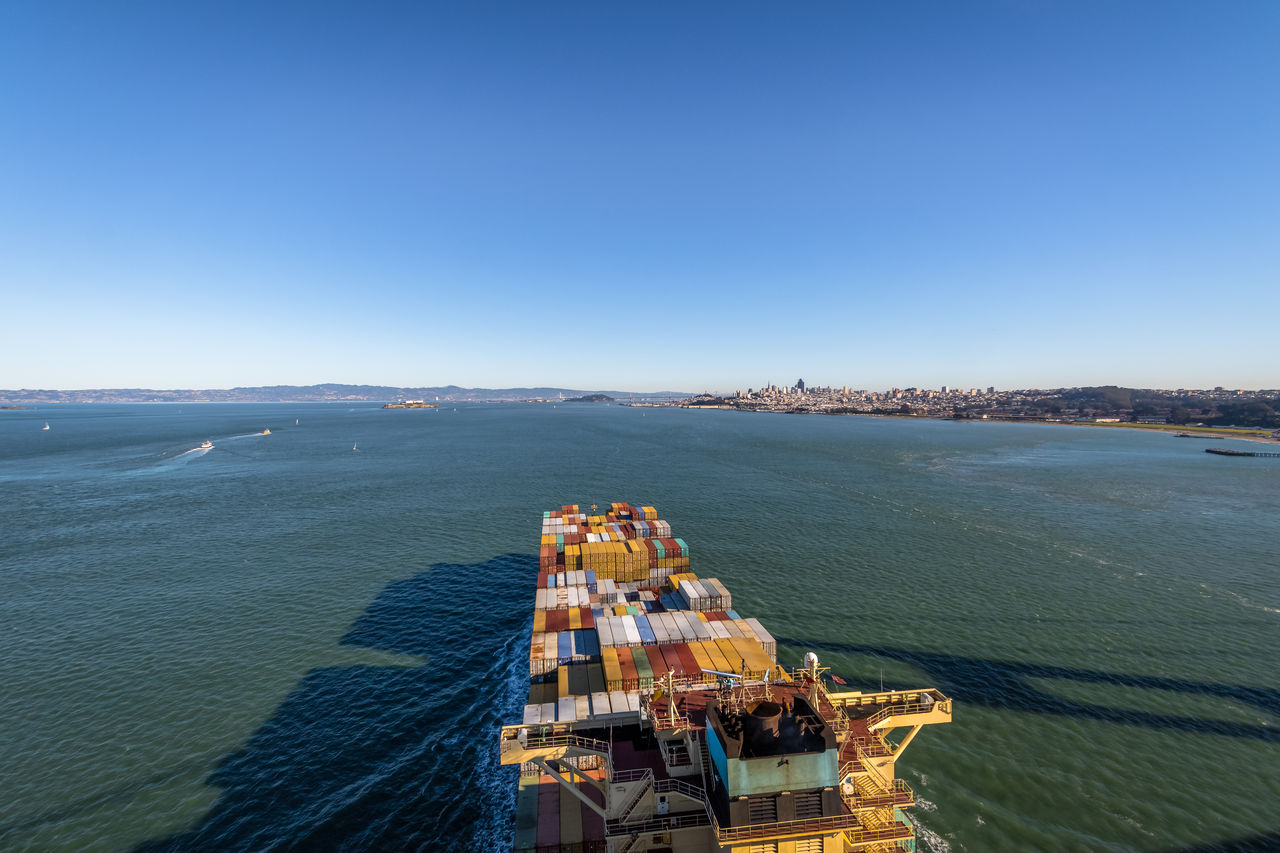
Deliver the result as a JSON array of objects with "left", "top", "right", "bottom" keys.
[{"left": 914, "top": 820, "right": 954, "bottom": 853}]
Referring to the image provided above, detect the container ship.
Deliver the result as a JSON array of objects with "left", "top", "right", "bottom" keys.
[{"left": 500, "top": 503, "right": 953, "bottom": 853}]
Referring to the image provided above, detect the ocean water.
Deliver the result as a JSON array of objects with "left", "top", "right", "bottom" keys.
[{"left": 1, "top": 403, "right": 1277, "bottom": 852}]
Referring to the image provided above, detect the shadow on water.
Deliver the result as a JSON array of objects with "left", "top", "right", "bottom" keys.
[
  {"left": 779, "top": 638, "right": 1280, "bottom": 743},
  {"left": 1159, "top": 833, "right": 1280, "bottom": 853},
  {"left": 136, "top": 554, "right": 533, "bottom": 853},
  {"left": 786, "top": 640, "right": 1280, "bottom": 850}
]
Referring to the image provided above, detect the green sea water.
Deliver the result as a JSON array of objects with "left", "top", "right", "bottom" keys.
[{"left": 1, "top": 403, "right": 1277, "bottom": 851}]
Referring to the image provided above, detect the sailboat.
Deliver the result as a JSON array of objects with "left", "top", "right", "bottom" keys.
[{"left": 352, "top": 442, "right": 358, "bottom": 452}]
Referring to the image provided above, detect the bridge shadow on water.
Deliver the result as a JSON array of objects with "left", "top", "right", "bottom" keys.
[
  {"left": 136, "top": 554, "right": 533, "bottom": 853},
  {"left": 780, "top": 637, "right": 1280, "bottom": 743}
]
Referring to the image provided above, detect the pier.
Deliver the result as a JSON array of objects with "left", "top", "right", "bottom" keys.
[{"left": 1205, "top": 448, "right": 1280, "bottom": 458}]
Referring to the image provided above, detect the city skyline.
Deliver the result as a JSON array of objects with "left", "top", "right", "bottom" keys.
[{"left": 3, "top": 2, "right": 1278, "bottom": 391}]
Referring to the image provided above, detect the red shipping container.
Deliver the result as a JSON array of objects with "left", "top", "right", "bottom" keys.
[
  {"left": 617, "top": 647, "right": 639, "bottom": 692},
  {"left": 657, "top": 644, "right": 686, "bottom": 679},
  {"left": 644, "top": 645, "right": 669, "bottom": 680},
  {"left": 673, "top": 644, "right": 701, "bottom": 679},
  {"left": 545, "top": 609, "right": 569, "bottom": 633}
]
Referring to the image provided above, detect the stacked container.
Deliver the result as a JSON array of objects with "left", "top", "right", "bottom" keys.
[{"left": 524, "top": 502, "right": 784, "bottom": 725}]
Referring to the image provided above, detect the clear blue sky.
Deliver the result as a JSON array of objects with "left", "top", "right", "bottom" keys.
[{"left": 2, "top": 1, "right": 1277, "bottom": 392}]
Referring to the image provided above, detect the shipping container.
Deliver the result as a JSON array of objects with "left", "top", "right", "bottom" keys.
[
  {"left": 634, "top": 613, "right": 657, "bottom": 645},
  {"left": 673, "top": 643, "right": 702, "bottom": 679},
  {"left": 701, "top": 640, "right": 734, "bottom": 675},
  {"left": 601, "top": 648, "right": 622, "bottom": 692},
  {"left": 587, "top": 663, "right": 605, "bottom": 695},
  {"left": 631, "top": 646, "right": 654, "bottom": 689},
  {"left": 617, "top": 646, "right": 639, "bottom": 692},
  {"left": 745, "top": 617, "right": 777, "bottom": 660},
  {"left": 687, "top": 642, "right": 716, "bottom": 682},
  {"left": 731, "top": 636, "right": 774, "bottom": 677},
  {"left": 621, "top": 615, "right": 643, "bottom": 647},
  {"left": 655, "top": 644, "right": 684, "bottom": 679},
  {"left": 643, "top": 645, "right": 669, "bottom": 682},
  {"left": 515, "top": 775, "right": 540, "bottom": 852},
  {"left": 536, "top": 774, "right": 560, "bottom": 848},
  {"left": 715, "top": 638, "right": 746, "bottom": 674}
]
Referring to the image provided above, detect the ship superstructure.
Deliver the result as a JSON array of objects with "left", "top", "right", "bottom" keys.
[{"left": 500, "top": 503, "right": 952, "bottom": 853}]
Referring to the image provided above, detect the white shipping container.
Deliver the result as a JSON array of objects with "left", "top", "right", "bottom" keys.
[
  {"left": 590, "top": 691, "right": 612, "bottom": 717},
  {"left": 557, "top": 697, "right": 577, "bottom": 723},
  {"left": 745, "top": 618, "right": 777, "bottom": 660},
  {"left": 523, "top": 704, "right": 540, "bottom": 725},
  {"left": 609, "top": 690, "right": 628, "bottom": 715},
  {"left": 711, "top": 578, "right": 733, "bottom": 610},
  {"left": 596, "top": 618, "right": 615, "bottom": 649},
  {"left": 692, "top": 616, "right": 715, "bottom": 642},
  {"left": 574, "top": 694, "right": 590, "bottom": 720},
  {"left": 678, "top": 612, "right": 703, "bottom": 643},
  {"left": 626, "top": 692, "right": 641, "bottom": 712},
  {"left": 539, "top": 702, "right": 556, "bottom": 723},
  {"left": 535, "top": 589, "right": 547, "bottom": 610},
  {"left": 622, "top": 615, "right": 643, "bottom": 647}
]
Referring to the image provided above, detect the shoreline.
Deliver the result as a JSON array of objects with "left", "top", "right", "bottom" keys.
[
  {"left": 680, "top": 405, "right": 1280, "bottom": 445},
  {"left": 992, "top": 418, "right": 1280, "bottom": 445}
]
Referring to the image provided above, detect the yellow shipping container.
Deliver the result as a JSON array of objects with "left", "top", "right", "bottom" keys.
[
  {"left": 557, "top": 665, "right": 570, "bottom": 699},
  {"left": 602, "top": 648, "right": 623, "bottom": 691},
  {"left": 568, "top": 609, "right": 581, "bottom": 630},
  {"left": 687, "top": 642, "right": 716, "bottom": 683},
  {"left": 716, "top": 638, "right": 747, "bottom": 674},
  {"left": 732, "top": 637, "right": 775, "bottom": 678},
  {"left": 533, "top": 611, "right": 547, "bottom": 633},
  {"left": 701, "top": 641, "right": 733, "bottom": 676}
]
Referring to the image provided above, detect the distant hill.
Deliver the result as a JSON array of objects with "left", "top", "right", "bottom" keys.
[
  {"left": 0, "top": 384, "right": 689, "bottom": 405},
  {"left": 563, "top": 394, "right": 615, "bottom": 403}
]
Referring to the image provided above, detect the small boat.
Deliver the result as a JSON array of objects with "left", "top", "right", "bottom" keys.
[
  {"left": 261, "top": 429, "right": 271, "bottom": 435},
  {"left": 41, "top": 422, "right": 50, "bottom": 430},
  {"left": 352, "top": 442, "right": 358, "bottom": 451},
  {"left": 200, "top": 440, "right": 213, "bottom": 450}
]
